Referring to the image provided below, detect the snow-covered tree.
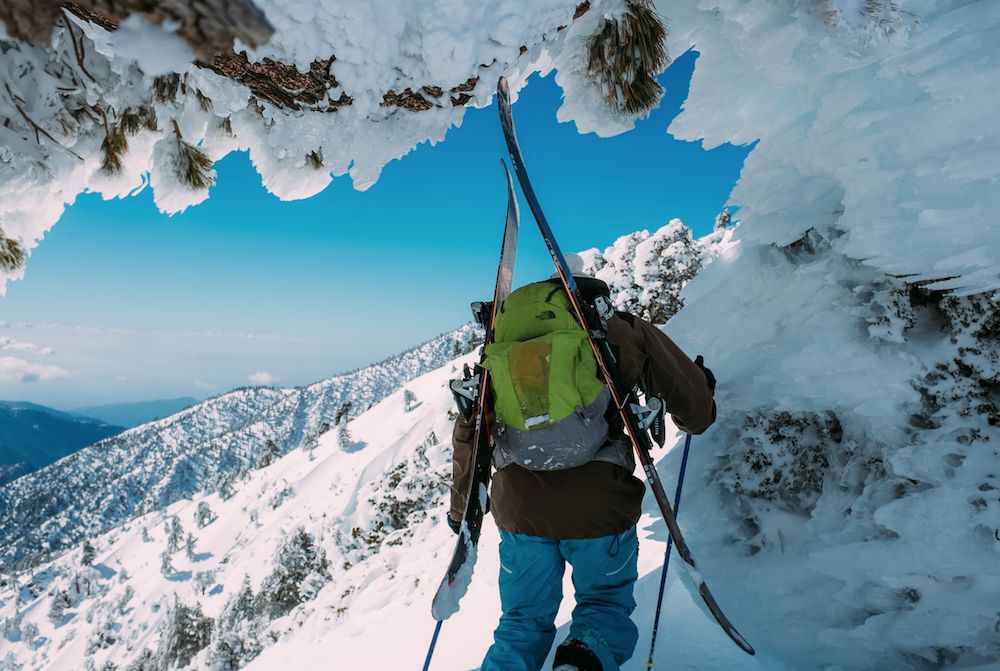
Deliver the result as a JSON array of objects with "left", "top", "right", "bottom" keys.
[
  {"left": 632, "top": 220, "right": 704, "bottom": 324},
  {"left": 164, "top": 516, "right": 184, "bottom": 555},
  {"left": 159, "top": 550, "right": 174, "bottom": 578},
  {"left": 582, "top": 220, "right": 707, "bottom": 324},
  {"left": 253, "top": 528, "right": 330, "bottom": 620},
  {"left": 48, "top": 590, "right": 70, "bottom": 625},
  {"left": 195, "top": 501, "right": 216, "bottom": 528},
  {"left": 208, "top": 576, "right": 261, "bottom": 671},
  {"left": 1, "top": 611, "right": 21, "bottom": 642},
  {"left": 80, "top": 540, "right": 96, "bottom": 567},
  {"left": 257, "top": 440, "right": 281, "bottom": 468},
  {"left": 714, "top": 208, "right": 732, "bottom": 232},
  {"left": 184, "top": 533, "right": 198, "bottom": 560},
  {"left": 117, "top": 585, "right": 135, "bottom": 614},
  {"left": 334, "top": 401, "right": 352, "bottom": 425},
  {"left": 193, "top": 570, "right": 216, "bottom": 595},
  {"left": 402, "top": 389, "right": 418, "bottom": 412},
  {"left": 337, "top": 423, "right": 354, "bottom": 451},
  {"left": 154, "top": 597, "right": 213, "bottom": 670}
]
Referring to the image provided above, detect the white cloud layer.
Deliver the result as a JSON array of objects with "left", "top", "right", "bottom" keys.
[
  {"left": 0, "top": 336, "right": 54, "bottom": 355},
  {"left": 247, "top": 371, "right": 280, "bottom": 386},
  {"left": 0, "top": 356, "right": 69, "bottom": 383}
]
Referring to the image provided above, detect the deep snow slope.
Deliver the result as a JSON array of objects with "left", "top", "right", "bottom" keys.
[{"left": 0, "top": 324, "right": 480, "bottom": 571}]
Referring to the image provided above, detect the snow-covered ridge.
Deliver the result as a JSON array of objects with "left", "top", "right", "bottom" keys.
[{"left": 0, "top": 323, "right": 481, "bottom": 572}]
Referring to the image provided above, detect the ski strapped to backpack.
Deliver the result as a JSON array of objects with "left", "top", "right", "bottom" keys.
[
  {"left": 427, "top": 160, "right": 518, "bottom": 642},
  {"left": 497, "top": 76, "right": 755, "bottom": 657}
]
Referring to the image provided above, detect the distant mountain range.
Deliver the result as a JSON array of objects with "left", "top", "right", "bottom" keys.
[
  {"left": 0, "top": 401, "right": 123, "bottom": 486},
  {"left": 72, "top": 397, "right": 200, "bottom": 428},
  {"left": 0, "top": 324, "right": 482, "bottom": 570}
]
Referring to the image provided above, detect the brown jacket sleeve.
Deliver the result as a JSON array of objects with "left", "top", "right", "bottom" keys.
[
  {"left": 449, "top": 415, "right": 476, "bottom": 522},
  {"left": 607, "top": 313, "right": 716, "bottom": 435}
]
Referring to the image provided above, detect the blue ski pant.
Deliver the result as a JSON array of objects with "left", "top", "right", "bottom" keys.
[{"left": 481, "top": 527, "right": 639, "bottom": 671}]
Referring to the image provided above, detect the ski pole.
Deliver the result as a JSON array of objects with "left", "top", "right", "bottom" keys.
[
  {"left": 422, "top": 620, "right": 443, "bottom": 671},
  {"left": 645, "top": 432, "right": 693, "bottom": 668}
]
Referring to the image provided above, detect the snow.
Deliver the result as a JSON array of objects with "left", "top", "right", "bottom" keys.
[
  {"left": 0, "top": 0, "right": 630, "bottom": 292},
  {"left": 110, "top": 16, "right": 197, "bottom": 77},
  {"left": 2, "top": 0, "right": 999, "bottom": 668}
]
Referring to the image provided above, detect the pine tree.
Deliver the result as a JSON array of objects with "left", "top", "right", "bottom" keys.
[
  {"left": 403, "top": 388, "right": 418, "bottom": 412},
  {"left": 218, "top": 476, "right": 237, "bottom": 501},
  {"left": 714, "top": 208, "right": 733, "bottom": 231},
  {"left": 195, "top": 501, "right": 216, "bottom": 528},
  {"left": 48, "top": 590, "right": 70, "bottom": 624},
  {"left": 208, "top": 576, "right": 261, "bottom": 670},
  {"left": 185, "top": 532, "right": 198, "bottom": 560},
  {"left": 165, "top": 516, "right": 185, "bottom": 554},
  {"left": 334, "top": 401, "right": 352, "bottom": 425},
  {"left": 81, "top": 539, "right": 96, "bottom": 567},
  {"left": 257, "top": 439, "right": 281, "bottom": 468},
  {"left": 337, "top": 423, "right": 353, "bottom": 450},
  {"left": 194, "top": 570, "right": 216, "bottom": 595},
  {"left": 160, "top": 549, "right": 175, "bottom": 578},
  {"left": 632, "top": 220, "right": 704, "bottom": 324},
  {"left": 156, "top": 596, "right": 213, "bottom": 669},
  {"left": 253, "top": 528, "right": 331, "bottom": 620}
]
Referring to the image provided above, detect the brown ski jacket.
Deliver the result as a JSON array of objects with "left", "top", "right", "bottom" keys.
[{"left": 449, "top": 303, "right": 716, "bottom": 540}]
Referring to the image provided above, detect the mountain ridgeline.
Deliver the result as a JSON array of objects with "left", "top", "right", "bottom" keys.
[
  {"left": 0, "top": 324, "right": 483, "bottom": 571},
  {"left": 0, "top": 402, "right": 124, "bottom": 487}
]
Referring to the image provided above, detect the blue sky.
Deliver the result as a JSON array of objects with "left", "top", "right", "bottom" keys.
[{"left": 0, "top": 51, "right": 752, "bottom": 409}]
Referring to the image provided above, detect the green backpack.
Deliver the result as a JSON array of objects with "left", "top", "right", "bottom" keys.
[
  {"left": 482, "top": 281, "right": 620, "bottom": 471},
  {"left": 483, "top": 281, "right": 605, "bottom": 430}
]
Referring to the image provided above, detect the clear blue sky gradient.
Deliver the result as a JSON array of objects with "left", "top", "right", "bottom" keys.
[{"left": 0, "top": 51, "right": 752, "bottom": 407}]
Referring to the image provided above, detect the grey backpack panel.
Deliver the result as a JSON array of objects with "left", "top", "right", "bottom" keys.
[{"left": 492, "top": 387, "right": 631, "bottom": 472}]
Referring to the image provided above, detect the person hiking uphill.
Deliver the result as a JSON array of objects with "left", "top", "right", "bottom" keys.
[{"left": 448, "top": 257, "right": 717, "bottom": 671}]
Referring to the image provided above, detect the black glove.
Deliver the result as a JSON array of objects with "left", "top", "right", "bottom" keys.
[
  {"left": 446, "top": 514, "right": 461, "bottom": 535},
  {"left": 694, "top": 355, "right": 716, "bottom": 394}
]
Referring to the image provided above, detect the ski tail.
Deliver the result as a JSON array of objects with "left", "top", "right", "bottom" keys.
[
  {"left": 497, "top": 76, "right": 755, "bottom": 657},
  {"left": 430, "top": 159, "right": 519, "bottom": 622}
]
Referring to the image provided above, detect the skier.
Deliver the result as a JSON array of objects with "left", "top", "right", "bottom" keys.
[{"left": 448, "top": 255, "right": 717, "bottom": 671}]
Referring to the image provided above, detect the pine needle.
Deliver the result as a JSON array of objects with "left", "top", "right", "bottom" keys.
[
  {"left": 170, "top": 119, "right": 215, "bottom": 190},
  {"left": 195, "top": 89, "right": 213, "bottom": 112},
  {"left": 587, "top": 0, "right": 669, "bottom": 116},
  {"left": 100, "top": 122, "right": 128, "bottom": 175},
  {"left": 153, "top": 75, "right": 181, "bottom": 103},
  {"left": 119, "top": 106, "right": 158, "bottom": 135},
  {"left": 306, "top": 149, "right": 324, "bottom": 170},
  {"left": 176, "top": 140, "right": 215, "bottom": 190},
  {"left": 0, "top": 232, "right": 26, "bottom": 272}
]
